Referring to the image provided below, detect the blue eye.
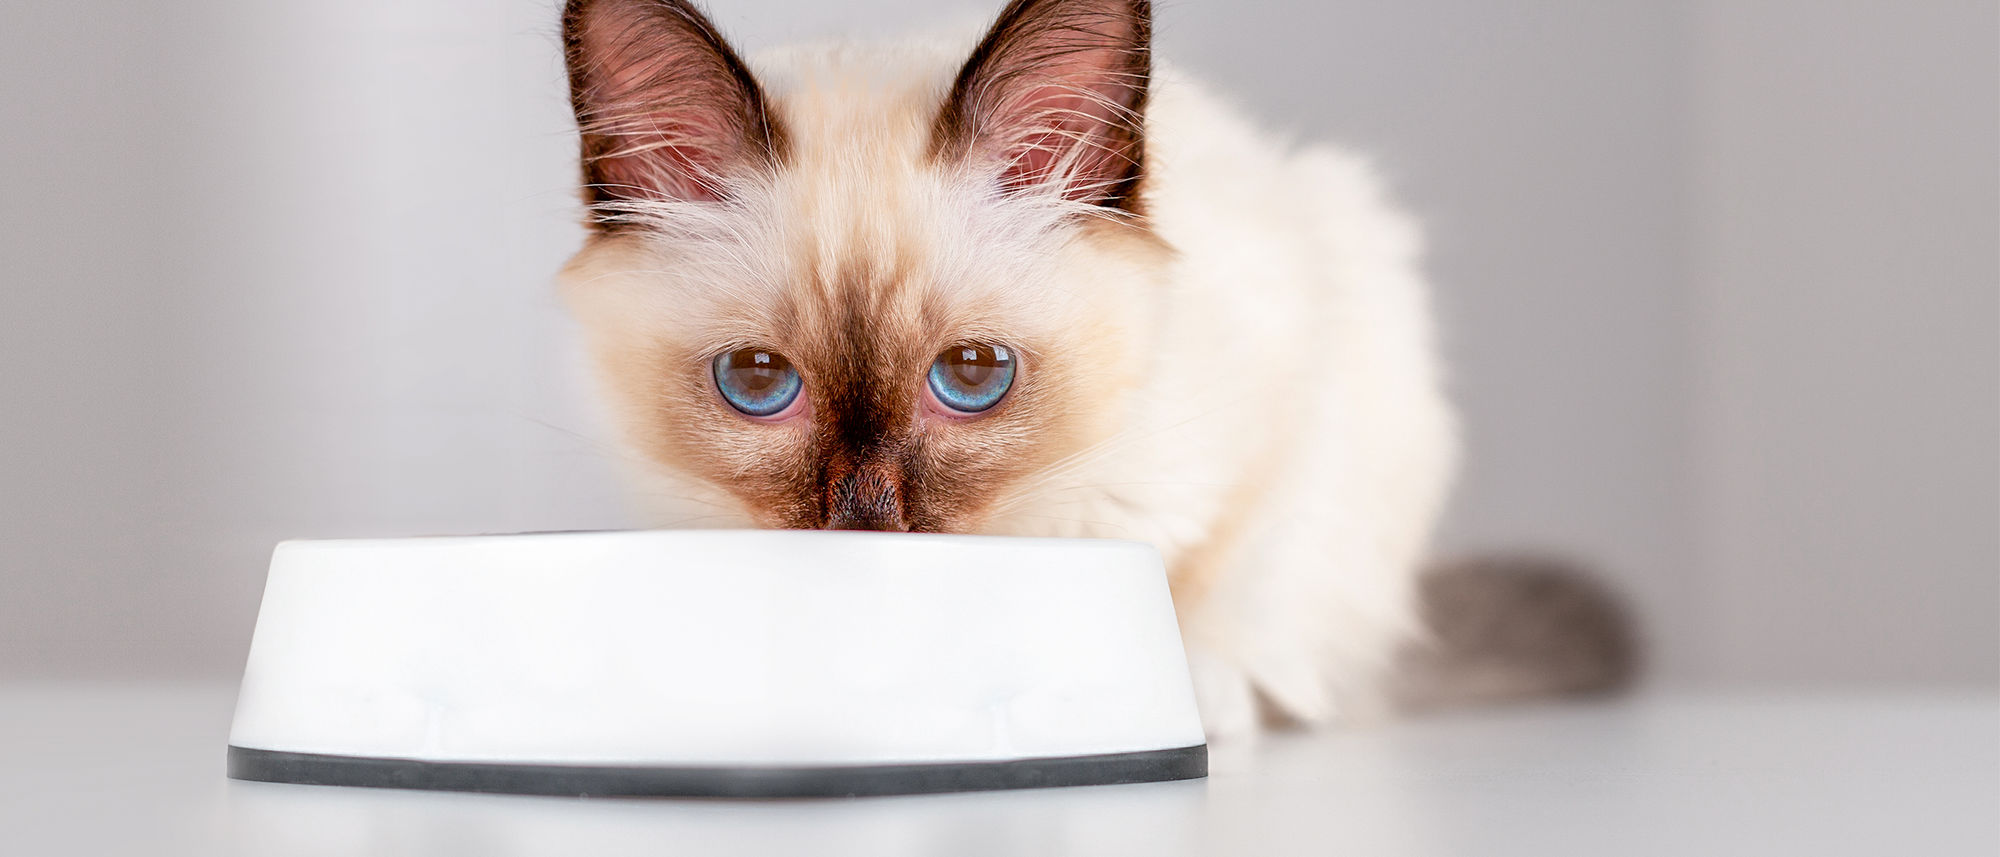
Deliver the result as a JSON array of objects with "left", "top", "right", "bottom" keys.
[
  {"left": 714, "top": 349, "right": 802, "bottom": 417},
  {"left": 927, "top": 343, "right": 1016, "bottom": 413}
]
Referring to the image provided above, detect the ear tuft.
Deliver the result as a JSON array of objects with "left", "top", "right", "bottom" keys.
[
  {"left": 933, "top": 0, "right": 1152, "bottom": 212},
  {"left": 563, "top": 0, "right": 782, "bottom": 213}
]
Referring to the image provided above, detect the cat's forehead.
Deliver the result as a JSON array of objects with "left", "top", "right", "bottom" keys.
[
  {"left": 748, "top": 174, "right": 1073, "bottom": 356},
  {"left": 753, "top": 38, "right": 967, "bottom": 153},
  {"left": 754, "top": 195, "right": 1069, "bottom": 364},
  {"left": 624, "top": 43, "right": 1094, "bottom": 354}
]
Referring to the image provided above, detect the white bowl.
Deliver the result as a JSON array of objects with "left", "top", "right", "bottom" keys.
[{"left": 227, "top": 530, "right": 1207, "bottom": 797}]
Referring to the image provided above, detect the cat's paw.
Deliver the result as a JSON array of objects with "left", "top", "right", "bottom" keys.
[
  {"left": 1185, "top": 646, "right": 1261, "bottom": 742},
  {"left": 1246, "top": 653, "right": 1338, "bottom": 727}
]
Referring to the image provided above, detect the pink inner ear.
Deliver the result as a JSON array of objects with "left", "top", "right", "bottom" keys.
[
  {"left": 948, "top": 0, "right": 1148, "bottom": 208},
  {"left": 994, "top": 76, "right": 1136, "bottom": 202},
  {"left": 589, "top": 113, "right": 733, "bottom": 203},
  {"left": 570, "top": 0, "right": 766, "bottom": 204}
]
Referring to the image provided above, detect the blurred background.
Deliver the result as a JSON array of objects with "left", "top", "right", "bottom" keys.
[{"left": 1, "top": 1, "right": 1993, "bottom": 690}]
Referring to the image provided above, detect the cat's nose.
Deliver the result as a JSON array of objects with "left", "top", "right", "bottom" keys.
[{"left": 824, "top": 465, "right": 907, "bottom": 532}]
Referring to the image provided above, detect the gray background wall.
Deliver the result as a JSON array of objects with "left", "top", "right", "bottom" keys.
[{"left": 2, "top": 0, "right": 1993, "bottom": 686}]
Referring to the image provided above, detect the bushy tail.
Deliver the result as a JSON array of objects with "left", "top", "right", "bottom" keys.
[{"left": 1390, "top": 555, "right": 1640, "bottom": 713}]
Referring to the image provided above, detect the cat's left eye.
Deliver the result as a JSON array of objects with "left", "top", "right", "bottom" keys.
[
  {"left": 927, "top": 343, "right": 1016, "bottom": 414},
  {"left": 714, "top": 348, "right": 803, "bottom": 417}
]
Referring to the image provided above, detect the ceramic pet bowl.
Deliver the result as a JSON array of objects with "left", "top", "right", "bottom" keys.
[{"left": 226, "top": 530, "right": 1207, "bottom": 797}]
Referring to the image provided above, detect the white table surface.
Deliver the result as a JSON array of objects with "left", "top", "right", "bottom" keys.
[{"left": 2, "top": 682, "right": 1993, "bottom": 856}]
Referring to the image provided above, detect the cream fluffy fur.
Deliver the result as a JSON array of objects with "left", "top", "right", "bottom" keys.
[{"left": 562, "top": 32, "right": 1456, "bottom": 739}]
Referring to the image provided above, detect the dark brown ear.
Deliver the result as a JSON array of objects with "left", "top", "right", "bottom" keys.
[
  {"left": 563, "top": 0, "right": 782, "bottom": 212},
  {"left": 933, "top": 0, "right": 1151, "bottom": 212}
]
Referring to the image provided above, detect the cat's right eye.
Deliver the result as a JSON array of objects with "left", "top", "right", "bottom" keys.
[
  {"left": 927, "top": 343, "right": 1016, "bottom": 414},
  {"left": 713, "top": 349, "right": 802, "bottom": 418}
]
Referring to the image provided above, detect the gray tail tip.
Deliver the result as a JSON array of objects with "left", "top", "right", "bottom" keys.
[{"left": 1391, "top": 553, "right": 1642, "bottom": 714}]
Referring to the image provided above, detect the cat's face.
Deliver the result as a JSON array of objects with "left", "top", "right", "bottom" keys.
[{"left": 560, "top": 0, "right": 1158, "bottom": 532}]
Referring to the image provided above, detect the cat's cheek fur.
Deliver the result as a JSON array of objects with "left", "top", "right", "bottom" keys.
[{"left": 561, "top": 235, "right": 801, "bottom": 529}]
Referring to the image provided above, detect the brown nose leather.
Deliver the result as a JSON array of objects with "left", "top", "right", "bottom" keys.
[{"left": 824, "top": 464, "right": 907, "bottom": 531}]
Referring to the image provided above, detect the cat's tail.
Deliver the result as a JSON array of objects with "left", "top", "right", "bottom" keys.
[{"left": 1388, "top": 555, "right": 1640, "bottom": 713}]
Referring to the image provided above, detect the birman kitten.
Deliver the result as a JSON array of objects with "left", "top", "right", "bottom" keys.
[{"left": 557, "top": 0, "right": 1631, "bottom": 738}]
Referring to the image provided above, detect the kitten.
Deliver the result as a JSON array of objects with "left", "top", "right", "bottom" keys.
[{"left": 557, "top": 0, "right": 1630, "bottom": 737}]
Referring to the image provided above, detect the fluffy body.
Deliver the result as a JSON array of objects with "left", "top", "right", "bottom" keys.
[{"left": 562, "top": 27, "right": 1455, "bottom": 737}]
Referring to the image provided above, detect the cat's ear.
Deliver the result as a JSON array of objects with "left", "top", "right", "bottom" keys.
[
  {"left": 563, "top": 0, "right": 782, "bottom": 209},
  {"left": 933, "top": 0, "right": 1151, "bottom": 211}
]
